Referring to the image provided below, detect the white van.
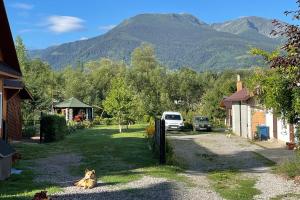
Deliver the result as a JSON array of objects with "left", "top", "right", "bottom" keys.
[{"left": 161, "top": 111, "right": 184, "bottom": 131}]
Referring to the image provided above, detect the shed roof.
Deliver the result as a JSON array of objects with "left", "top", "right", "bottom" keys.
[
  {"left": 225, "top": 88, "right": 250, "bottom": 102},
  {"left": 0, "top": 140, "right": 15, "bottom": 158},
  {"left": 54, "top": 97, "right": 92, "bottom": 108}
]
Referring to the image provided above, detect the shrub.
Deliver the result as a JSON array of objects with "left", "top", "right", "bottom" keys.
[
  {"left": 146, "top": 124, "right": 155, "bottom": 138},
  {"left": 83, "top": 120, "right": 93, "bottom": 128},
  {"left": 40, "top": 114, "right": 67, "bottom": 142},
  {"left": 102, "top": 118, "right": 115, "bottom": 125},
  {"left": 184, "top": 122, "right": 193, "bottom": 130},
  {"left": 22, "top": 125, "right": 36, "bottom": 138},
  {"left": 67, "top": 120, "right": 77, "bottom": 134},
  {"left": 93, "top": 116, "right": 102, "bottom": 125}
]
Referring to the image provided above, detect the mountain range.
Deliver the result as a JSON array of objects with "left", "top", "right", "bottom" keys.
[{"left": 29, "top": 14, "right": 284, "bottom": 71}]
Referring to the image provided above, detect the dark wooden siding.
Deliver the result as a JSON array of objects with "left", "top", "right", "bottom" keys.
[{"left": 7, "top": 94, "right": 22, "bottom": 140}]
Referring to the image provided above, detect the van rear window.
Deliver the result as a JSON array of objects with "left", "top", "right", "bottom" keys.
[{"left": 165, "top": 115, "right": 181, "bottom": 120}]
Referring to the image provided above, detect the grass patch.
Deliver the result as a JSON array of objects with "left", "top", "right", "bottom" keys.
[
  {"left": 208, "top": 170, "right": 261, "bottom": 200},
  {"left": 1, "top": 124, "right": 189, "bottom": 199},
  {"left": 274, "top": 156, "right": 300, "bottom": 178},
  {"left": 270, "top": 193, "right": 300, "bottom": 200},
  {"left": 252, "top": 152, "right": 276, "bottom": 167}
]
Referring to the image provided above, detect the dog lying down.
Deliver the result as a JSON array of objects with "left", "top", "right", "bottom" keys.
[{"left": 74, "top": 169, "right": 97, "bottom": 189}]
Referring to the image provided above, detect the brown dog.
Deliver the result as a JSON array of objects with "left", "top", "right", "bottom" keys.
[{"left": 74, "top": 169, "right": 97, "bottom": 189}]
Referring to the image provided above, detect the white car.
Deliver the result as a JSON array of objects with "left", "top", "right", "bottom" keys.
[{"left": 161, "top": 111, "right": 184, "bottom": 131}]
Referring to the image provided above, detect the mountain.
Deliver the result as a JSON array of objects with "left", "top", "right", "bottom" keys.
[
  {"left": 29, "top": 14, "right": 283, "bottom": 71},
  {"left": 211, "top": 16, "right": 278, "bottom": 38}
]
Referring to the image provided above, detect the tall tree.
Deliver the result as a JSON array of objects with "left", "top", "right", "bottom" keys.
[{"left": 103, "top": 77, "right": 136, "bottom": 133}]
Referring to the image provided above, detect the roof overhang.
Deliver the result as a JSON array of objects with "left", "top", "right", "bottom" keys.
[{"left": 4, "top": 79, "right": 33, "bottom": 100}]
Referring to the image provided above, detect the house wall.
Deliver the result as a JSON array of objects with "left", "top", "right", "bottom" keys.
[
  {"left": 232, "top": 103, "right": 240, "bottom": 136},
  {"left": 265, "top": 111, "right": 274, "bottom": 139},
  {"left": 7, "top": 94, "right": 22, "bottom": 140},
  {"left": 241, "top": 104, "right": 248, "bottom": 138},
  {"left": 277, "top": 119, "right": 290, "bottom": 142},
  {"left": 247, "top": 106, "right": 252, "bottom": 139}
]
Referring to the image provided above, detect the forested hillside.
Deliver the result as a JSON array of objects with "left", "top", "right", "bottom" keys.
[{"left": 29, "top": 13, "right": 283, "bottom": 71}]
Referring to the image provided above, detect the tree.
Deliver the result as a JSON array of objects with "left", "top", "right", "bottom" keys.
[
  {"left": 249, "top": 0, "right": 300, "bottom": 142},
  {"left": 103, "top": 77, "right": 136, "bottom": 133},
  {"left": 15, "top": 37, "right": 54, "bottom": 120},
  {"left": 199, "top": 71, "right": 239, "bottom": 124}
]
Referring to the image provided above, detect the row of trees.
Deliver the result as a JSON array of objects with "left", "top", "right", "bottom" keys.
[
  {"left": 16, "top": 38, "right": 249, "bottom": 131},
  {"left": 15, "top": 0, "right": 300, "bottom": 135}
]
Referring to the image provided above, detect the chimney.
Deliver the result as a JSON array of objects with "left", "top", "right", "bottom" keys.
[{"left": 237, "top": 74, "right": 243, "bottom": 91}]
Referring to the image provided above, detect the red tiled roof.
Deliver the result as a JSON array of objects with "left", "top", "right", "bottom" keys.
[{"left": 226, "top": 88, "right": 250, "bottom": 102}]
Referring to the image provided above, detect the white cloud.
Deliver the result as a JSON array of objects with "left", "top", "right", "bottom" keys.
[
  {"left": 11, "top": 2, "right": 34, "bottom": 10},
  {"left": 46, "top": 15, "right": 85, "bottom": 33},
  {"left": 80, "top": 37, "right": 88, "bottom": 40},
  {"left": 99, "top": 24, "right": 116, "bottom": 31}
]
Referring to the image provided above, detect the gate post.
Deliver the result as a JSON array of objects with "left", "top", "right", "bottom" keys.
[{"left": 160, "top": 119, "right": 166, "bottom": 164}]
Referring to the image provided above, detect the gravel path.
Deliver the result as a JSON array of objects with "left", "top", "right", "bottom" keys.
[
  {"left": 34, "top": 153, "right": 82, "bottom": 186},
  {"left": 168, "top": 133, "right": 300, "bottom": 200}
]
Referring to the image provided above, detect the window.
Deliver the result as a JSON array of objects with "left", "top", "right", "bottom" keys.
[{"left": 165, "top": 114, "right": 181, "bottom": 120}]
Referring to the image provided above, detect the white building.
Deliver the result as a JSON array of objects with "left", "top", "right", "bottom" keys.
[{"left": 221, "top": 76, "right": 296, "bottom": 143}]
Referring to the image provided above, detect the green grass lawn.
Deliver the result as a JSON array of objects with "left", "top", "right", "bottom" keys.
[{"left": 0, "top": 124, "right": 189, "bottom": 200}]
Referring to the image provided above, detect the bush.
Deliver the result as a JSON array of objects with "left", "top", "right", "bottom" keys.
[
  {"left": 22, "top": 125, "right": 36, "bottom": 138},
  {"left": 83, "top": 120, "right": 93, "bottom": 128},
  {"left": 93, "top": 116, "right": 102, "bottom": 125},
  {"left": 102, "top": 118, "right": 115, "bottom": 125},
  {"left": 40, "top": 114, "right": 67, "bottom": 142},
  {"left": 184, "top": 122, "right": 193, "bottom": 130},
  {"left": 145, "top": 124, "right": 155, "bottom": 138}
]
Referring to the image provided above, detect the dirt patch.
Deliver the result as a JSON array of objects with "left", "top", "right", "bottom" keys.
[{"left": 33, "top": 153, "right": 82, "bottom": 186}]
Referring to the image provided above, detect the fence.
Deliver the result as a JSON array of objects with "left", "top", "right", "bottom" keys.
[{"left": 154, "top": 119, "right": 166, "bottom": 164}]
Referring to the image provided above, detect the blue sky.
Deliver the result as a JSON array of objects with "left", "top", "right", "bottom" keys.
[{"left": 4, "top": 0, "right": 298, "bottom": 49}]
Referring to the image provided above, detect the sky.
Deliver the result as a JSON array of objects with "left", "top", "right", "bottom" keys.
[{"left": 4, "top": 0, "right": 298, "bottom": 49}]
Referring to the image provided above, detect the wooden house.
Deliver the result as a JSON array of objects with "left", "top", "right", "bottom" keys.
[{"left": 0, "top": 0, "right": 32, "bottom": 141}]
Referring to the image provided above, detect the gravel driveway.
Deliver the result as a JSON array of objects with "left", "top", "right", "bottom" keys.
[
  {"left": 37, "top": 133, "right": 299, "bottom": 200},
  {"left": 168, "top": 133, "right": 300, "bottom": 200}
]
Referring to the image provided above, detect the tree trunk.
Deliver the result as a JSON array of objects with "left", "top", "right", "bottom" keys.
[{"left": 119, "top": 123, "right": 122, "bottom": 133}]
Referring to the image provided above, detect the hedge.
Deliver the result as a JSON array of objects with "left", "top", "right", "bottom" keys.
[{"left": 40, "top": 114, "right": 67, "bottom": 142}]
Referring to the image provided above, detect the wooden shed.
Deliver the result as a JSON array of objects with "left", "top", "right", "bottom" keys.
[
  {"left": 53, "top": 97, "right": 93, "bottom": 121},
  {"left": 0, "top": 0, "right": 32, "bottom": 141}
]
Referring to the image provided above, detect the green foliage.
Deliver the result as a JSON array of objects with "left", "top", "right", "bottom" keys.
[
  {"left": 40, "top": 114, "right": 67, "bottom": 142},
  {"left": 103, "top": 77, "right": 137, "bottom": 132},
  {"left": 248, "top": 49, "right": 299, "bottom": 124},
  {"left": 199, "top": 70, "right": 251, "bottom": 122},
  {"left": 17, "top": 38, "right": 251, "bottom": 127},
  {"left": 22, "top": 126, "right": 37, "bottom": 138}
]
